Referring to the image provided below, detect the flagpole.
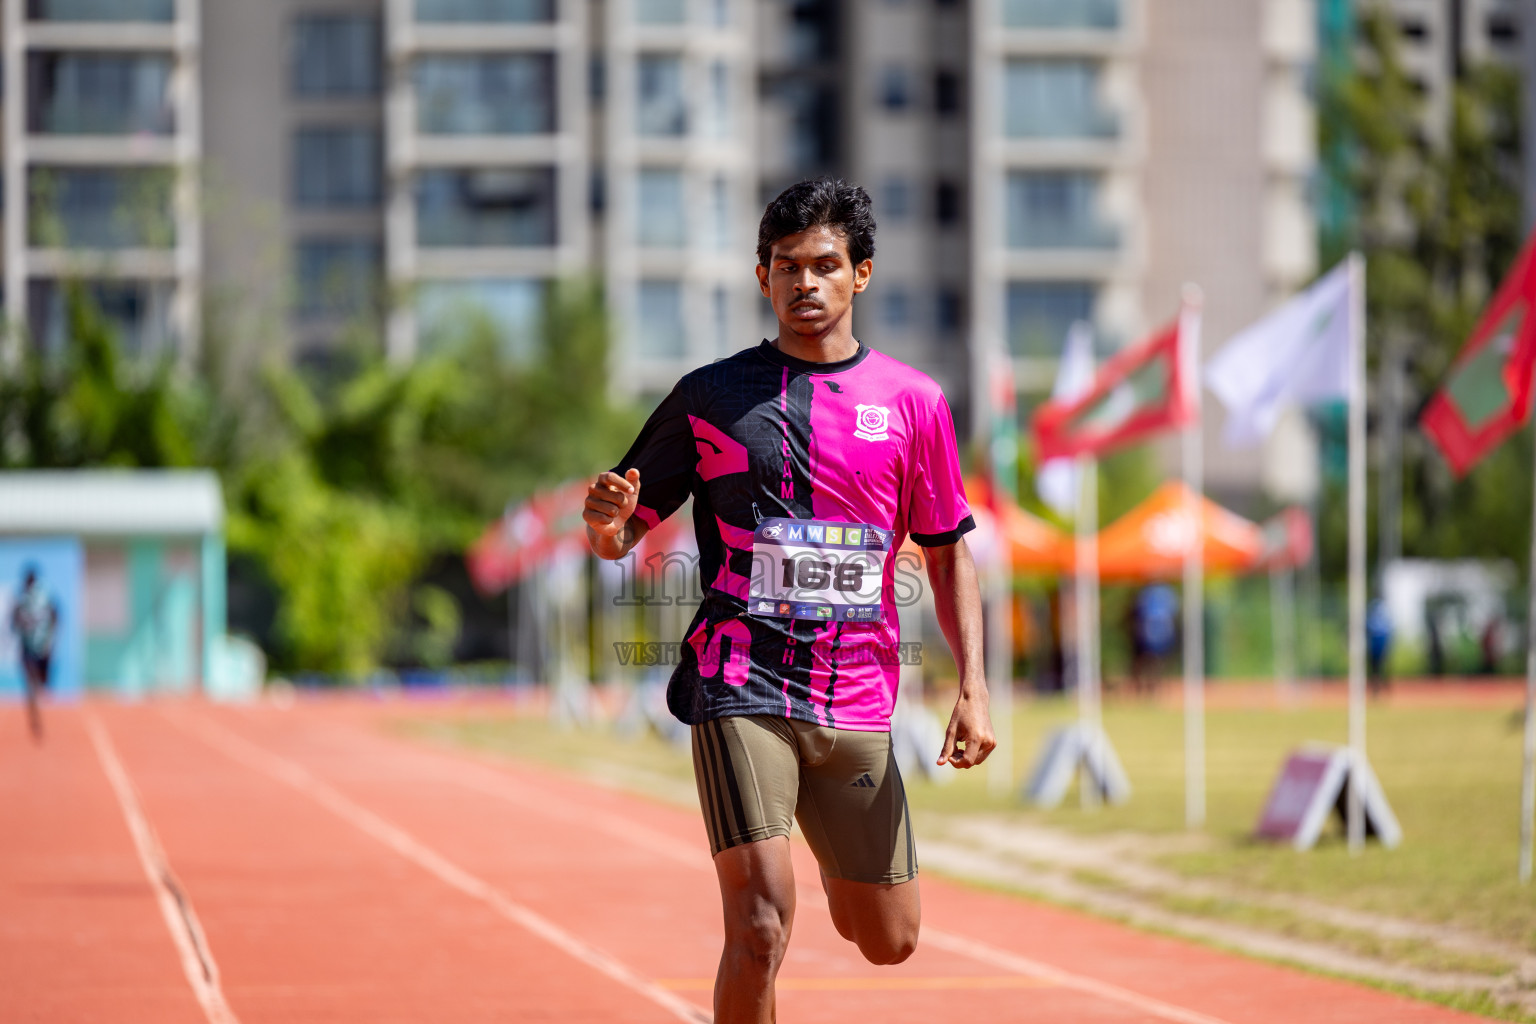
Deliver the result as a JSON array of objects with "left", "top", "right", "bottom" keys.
[
  {"left": 1520, "top": 414, "right": 1536, "bottom": 881},
  {"left": 1347, "top": 250, "right": 1368, "bottom": 854},
  {"left": 1076, "top": 453, "right": 1100, "bottom": 809},
  {"left": 1180, "top": 286, "right": 1206, "bottom": 829}
]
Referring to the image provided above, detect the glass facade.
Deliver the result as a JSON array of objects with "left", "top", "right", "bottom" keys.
[
  {"left": 294, "top": 239, "right": 383, "bottom": 320},
  {"left": 1003, "top": 59, "right": 1117, "bottom": 138},
  {"left": 27, "top": 53, "right": 174, "bottom": 136},
  {"left": 635, "top": 0, "right": 686, "bottom": 24},
  {"left": 294, "top": 127, "right": 383, "bottom": 207},
  {"left": 415, "top": 0, "right": 555, "bottom": 22},
  {"left": 29, "top": 167, "right": 173, "bottom": 249},
  {"left": 293, "top": 15, "right": 382, "bottom": 97},
  {"left": 1001, "top": 0, "right": 1119, "bottom": 29},
  {"left": 1006, "top": 281, "right": 1095, "bottom": 357},
  {"left": 1005, "top": 171, "right": 1117, "bottom": 249},
  {"left": 28, "top": 0, "right": 174, "bottom": 22},
  {"left": 637, "top": 55, "right": 687, "bottom": 136},
  {"left": 637, "top": 280, "right": 685, "bottom": 358},
  {"left": 416, "top": 168, "right": 558, "bottom": 247},
  {"left": 417, "top": 278, "right": 546, "bottom": 359},
  {"left": 637, "top": 168, "right": 686, "bottom": 248},
  {"left": 416, "top": 54, "right": 556, "bottom": 134}
]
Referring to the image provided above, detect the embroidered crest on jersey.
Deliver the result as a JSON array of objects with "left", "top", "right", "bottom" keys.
[{"left": 854, "top": 404, "right": 891, "bottom": 442}]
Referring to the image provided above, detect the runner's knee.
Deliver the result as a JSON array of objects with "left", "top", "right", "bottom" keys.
[
  {"left": 855, "top": 924, "right": 917, "bottom": 966},
  {"left": 726, "top": 904, "right": 789, "bottom": 969}
]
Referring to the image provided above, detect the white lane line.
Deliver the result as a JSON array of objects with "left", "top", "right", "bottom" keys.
[
  {"left": 920, "top": 929, "right": 1236, "bottom": 1024},
  {"left": 85, "top": 714, "right": 241, "bottom": 1024},
  {"left": 161, "top": 709, "right": 711, "bottom": 1024},
  {"left": 404, "top": 738, "right": 1239, "bottom": 1024}
]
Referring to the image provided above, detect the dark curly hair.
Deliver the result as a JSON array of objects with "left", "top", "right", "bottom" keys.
[{"left": 756, "top": 177, "right": 876, "bottom": 268}]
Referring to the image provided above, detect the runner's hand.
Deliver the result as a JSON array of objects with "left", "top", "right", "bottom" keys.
[
  {"left": 584, "top": 469, "right": 641, "bottom": 538},
  {"left": 937, "top": 691, "right": 996, "bottom": 769}
]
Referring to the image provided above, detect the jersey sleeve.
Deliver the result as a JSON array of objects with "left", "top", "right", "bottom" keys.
[
  {"left": 905, "top": 392, "right": 976, "bottom": 547},
  {"left": 609, "top": 386, "right": 697, "bottom": 530}
]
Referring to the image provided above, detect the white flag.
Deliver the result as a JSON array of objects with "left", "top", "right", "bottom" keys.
[
  {"left": 1036, "top": 321, "right": 1096, "bottom": 517},
  {"left": 1204, "top": 260, "right": 1354, "bottom": 448}
]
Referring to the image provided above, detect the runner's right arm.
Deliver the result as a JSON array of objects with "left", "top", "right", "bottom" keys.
[
  {"left": 586, "top": 386, "right": 699, "bottom": 561},
  {"left": 584, "top": 469, "right": 649, "bottom": 560}
]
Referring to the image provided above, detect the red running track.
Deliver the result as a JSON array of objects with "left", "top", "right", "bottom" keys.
[{"left": 0, "top": 698, "right": 1491, "bottom": 1024}]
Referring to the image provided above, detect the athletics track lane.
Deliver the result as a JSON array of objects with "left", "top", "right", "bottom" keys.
[{"left": 6, "top": 699, "right": 1493, "bottom": 1023}]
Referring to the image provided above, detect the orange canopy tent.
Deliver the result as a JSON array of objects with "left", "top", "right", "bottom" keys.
[{"left": 1066, "top": 481, "right": 1265, "bottom": 582}]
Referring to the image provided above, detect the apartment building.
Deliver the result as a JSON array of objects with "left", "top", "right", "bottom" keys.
[
  {"left": 9, "top": 0, "right": 1322, "bottom": 495},
  {"left": 3, "top": 0, "right": 200, "bottom": 359}
]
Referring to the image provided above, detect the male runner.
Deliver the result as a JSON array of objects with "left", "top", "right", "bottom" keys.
[{"left": 584, "top": 178, "right": 994, "bottom": 1022}]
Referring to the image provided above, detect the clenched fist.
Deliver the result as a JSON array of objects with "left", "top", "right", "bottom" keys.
[{"left": 584, "top": 469, "right": 644, "bottom": 558}]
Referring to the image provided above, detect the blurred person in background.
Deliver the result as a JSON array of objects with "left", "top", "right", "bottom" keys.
[
  {"left": 584, "top": 178, "right": 994, "bottom": 1024},
  {"left": 12, "top": 566, "right": 58, "bottom": 741},
  {"left": 1128, "top": 583, "right": 1178, "bottom": 697},
  {"left": 1367, "top": 597, "right": 1393, "bottom": 696}
]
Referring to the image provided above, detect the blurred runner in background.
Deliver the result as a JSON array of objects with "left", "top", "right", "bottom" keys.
[{"left": 12, "top": 566, "right": 58, "bottom": 741}]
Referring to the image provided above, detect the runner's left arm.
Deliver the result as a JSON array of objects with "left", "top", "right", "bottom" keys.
[{"left": 926, "top": 540, "right": 995, "bottom": 769}]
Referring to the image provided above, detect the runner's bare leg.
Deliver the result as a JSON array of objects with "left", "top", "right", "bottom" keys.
[
  {"left": 713, "top": 835, "right": 796, "bottom": 1024},
  {"left": 24, "top": 669, "right": 43, "bottom": 741}
]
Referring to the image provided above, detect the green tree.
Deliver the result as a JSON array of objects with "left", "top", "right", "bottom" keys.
[{"left": 1317, "top": 6, "right": 1527, "bottom": 571}]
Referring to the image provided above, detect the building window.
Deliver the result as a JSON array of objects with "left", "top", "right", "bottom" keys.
[
  {"left": 705, "top": 61, "right": 731, "bottom": 139},
  {"left": 637, "top": 168, "right": 687, "bottom": 248},
  {"left": 1004, "top": 59, "right": 1117, "bottom": 138},
  {"left": 416, "top": 167, "right": 558, "bottom": 247},
  {"left": 936, "top": 288, "right": 962, "bottom": 331},
  {"left": 1006, "top": 281, "right": 1094, "bottom": 357},
  {"left": 416, "top": 54, "right": 556, "bottom": 134},
  {"left": 882, "top": 288, "right": 911, "bottom": 330},
  {"left": 27, "top": 53, "right": 174, "bottom": 135},
  {"left": 880, "top": 65, "right": 913, "bottom": 110},
  {"left": 417, "top": 278, "right": 546, "bottom": 359},
  {"left": 415, "top": 0, "right": 555, "bottom": 22},
  {"left": 1005, "top": 171, "right": 1116, "bottom": 249},
  {"left": 882, "top": 177, "right": 912, "bottom": 220},
  {"left": 28, "top": 166, "right": 173, "bottom": 249},
  {"left": 637, "top": 55, "right": 687, "bottom": 136},
  {"left": 933, "top": 69, "right": 961, "bottom": 116},
  {"left": 27, "top": 0, "right": 173, "bottom": 22},
  {"left": 28, "top": 278, "right": 173, "bottom": 356},
  {"left": 1487, "top": 14, "right": 1518, "bottom": 42},
  {"left": 934, "top": 181, "right": 961, "bottom": 226},
  {"left": 294, "top": 127, "right": 383, "bottom": 207},
  {"left": 1001, "top": 0, "right": 1119, "bottom": 29},
  {"left": 638, "top": 280, "right": 686, "bottom": 358},
  {"left": 294, "top": 238, "right": 382, "bottom": 320},
  {"left": 293, "top": 15, "right": 382, "bottom": 97},
  {"left": 636, "top": 0, "right": 687, "bottom": 24}
]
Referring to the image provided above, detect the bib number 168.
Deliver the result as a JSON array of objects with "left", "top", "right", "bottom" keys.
[{"left": 781, "top": 557, "right": 865, "bottom": 593}]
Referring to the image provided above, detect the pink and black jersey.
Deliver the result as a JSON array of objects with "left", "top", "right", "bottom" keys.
[{"left": 612, "top": 340, "right": 974, "bottom": 732}]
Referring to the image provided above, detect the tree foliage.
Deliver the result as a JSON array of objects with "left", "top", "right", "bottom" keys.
[
  {"left": 1318, "top": 6, "right": 1527, "bottom": 570},
  {"left": 1, "top": 278, "right": 638, "bottom": 675}
]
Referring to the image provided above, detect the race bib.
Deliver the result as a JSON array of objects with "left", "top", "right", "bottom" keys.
[{"left": 747, "top": 518, "right": 890, "bottom": 623}]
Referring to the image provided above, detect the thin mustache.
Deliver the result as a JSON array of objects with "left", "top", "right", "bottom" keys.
[{"left": 790, "top": 298, "right": 824, "bottom": 309}]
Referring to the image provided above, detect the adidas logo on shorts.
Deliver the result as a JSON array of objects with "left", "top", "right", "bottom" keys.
[{"left": 850, "top": 772, "right": 876, "bottom": 789}]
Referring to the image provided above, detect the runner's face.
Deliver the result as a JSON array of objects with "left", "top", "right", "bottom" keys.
[{"left": 756, "top": 224, "right": 872, "bottom": 340}]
